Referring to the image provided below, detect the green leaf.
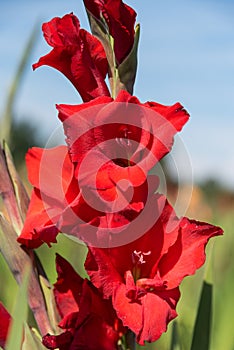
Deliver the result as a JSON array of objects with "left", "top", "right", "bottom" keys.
[
  {"left": 170, "top": 321, "right": 181, "bottom": 350},
  {"left": 0, "top": 144, "right": 23, "bottom": 234},
  {"left": 3, "top": 141, "right": 29, "bottom": 222},
  {"left": 190, "top": 246, "right": 214, "bottom": 350},
  {"left": 0, "top": 213, "right": 29, "bottom": 284},
  {"left": 39, "top": 275, "right": 61, "bottom": 334},
  {"left": 190, "top": 281, "right": 212, "bottom": 350},
  {"left": 5, "top": 264, "right": 31, "bottom": 350},
  {"left": 22, "top": 325, "right": 47, "bottom": 350}
]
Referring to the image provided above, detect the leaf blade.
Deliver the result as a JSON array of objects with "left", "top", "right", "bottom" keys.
[
  {"left": 190, "top": 281, "right": 212, "bottom": 350},
  {"left": 5, "top": 265, "right": 31, "bottom": 350}
]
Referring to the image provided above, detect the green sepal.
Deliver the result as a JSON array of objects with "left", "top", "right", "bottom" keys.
[
  {"left": 85, "top": 9, "right": 140, "bottom": 97},
  {"left": 117, "top": 23, "right": 140, "bottom": 95},
  {"left": 85, "top": 9, "right": 114, "bottom": 70}
]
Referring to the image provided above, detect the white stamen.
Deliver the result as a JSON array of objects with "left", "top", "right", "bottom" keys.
[
  {"left": 132, "top": 250, "right": 152, "bottom": 264},
  {"left": 115, "top": 128, "right": 132, "bottom": 147}
]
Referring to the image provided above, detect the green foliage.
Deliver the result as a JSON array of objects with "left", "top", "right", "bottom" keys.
[
  {"left": 191, "top": 281, "right": 212, "bottom": 350},
  {"left": 9, "top": 120, "right": 43, "bottom": 167},
  {"left": 5, "top": 265, "right": 30, "bottom": 350}
]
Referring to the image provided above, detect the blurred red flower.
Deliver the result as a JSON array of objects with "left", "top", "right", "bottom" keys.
[{"left": 33, "top": 13, "right": 110, "bottom": 102}]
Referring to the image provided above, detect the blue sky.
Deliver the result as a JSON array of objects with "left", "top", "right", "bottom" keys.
[{"left": 1, "top": 0, "right": 234, "bottom": 189}]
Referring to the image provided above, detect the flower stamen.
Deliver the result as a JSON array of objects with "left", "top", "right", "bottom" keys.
[
  {"left": 132, "top": 250, "right": 151, "bottom": 265},
  {"left": 115, "top": 127, "right": 132, "bottom": 148}
]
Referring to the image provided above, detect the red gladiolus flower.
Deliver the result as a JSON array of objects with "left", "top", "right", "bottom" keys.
[
  {"left": 0, "top": 302, "right": 11, "bottom": 348},
  {"left": 42, "top": 254, "right": 124, "bottom": 350},
  {"left": 57, "top": 90, "right": 188, "bottom": 205},
  {"left": 84, "top": 0, "right": 136, "bottom": 64},
  {"left": 17, "top": 145, "right": 103, "bottom": 248},
  {"left": 33, "top": 13, "right": 110, "bottom": 102},
  {"left": 85, "top": 195, "right": 223, "bottom": 345}
]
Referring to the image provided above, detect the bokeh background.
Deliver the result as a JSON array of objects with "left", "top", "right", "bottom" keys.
[{"left": 0, "top": 1, "right": 234, "bottom": 349}]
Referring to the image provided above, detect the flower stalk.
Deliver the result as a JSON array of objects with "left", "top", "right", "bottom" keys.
[
  {"left": 0, "top": 143, "right": 23, "bottom": 234},
  {"left": 0, "top": 142, "right": 55, "bottom": 337}
]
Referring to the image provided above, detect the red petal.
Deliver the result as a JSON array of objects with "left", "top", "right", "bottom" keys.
[
  {"left": 18, "top": 146, "right": 79, "bottom": 248},
  {"left": 159, "top": 218, "right": 223, "bottom": 288},
  {"left": 136, "top": 101, "right": 190, "bottom": 168},
  {"left": 85, "top": 248, "right": 122, "bottom": 298},
  {"left": 33, "top": 14, "right": 109, "bottom": 101},
  {"left": 26, "top": 146, "right": 73, "bottom": 201},
  {"left": 42, "top": 331, "right": 73, "bottom": 349},
  {"left": 113, "top": 284, "right": 179, "bottom": 345},
  {"left": 137, "top": 290, "right": 179, "bottom": 345},
  {"left": 83, "top": 0, "right": 102, "bottom": 20},
  {"left": 41, "top": 14, "right": 80, "bottom": 47},
  {"left": 17, "top": 189, "right": 59, "bottom": 248},
  {"left": 57, "top": 96, "right": 112, "bottom": 166},
  {"left": 113, "top": 284, "right": 142, "bottom": 336},
  {"left": 70, "top": 313, "right": 119, "bottom": 350},
  {"left": 145, "top": 101, "right": 189, "bottom": 133},
  {"left": 54, "top": 254, "right": 84, "bottom": 319}
]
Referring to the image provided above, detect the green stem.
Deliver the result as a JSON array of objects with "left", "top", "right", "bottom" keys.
[{"left": 109, "top": 35, "right": 119, "bottom": 99}]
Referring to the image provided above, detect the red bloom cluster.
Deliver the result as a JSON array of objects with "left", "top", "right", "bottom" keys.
[{"left": 16, "top": 0, "right": 223, "bottom": 349}]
